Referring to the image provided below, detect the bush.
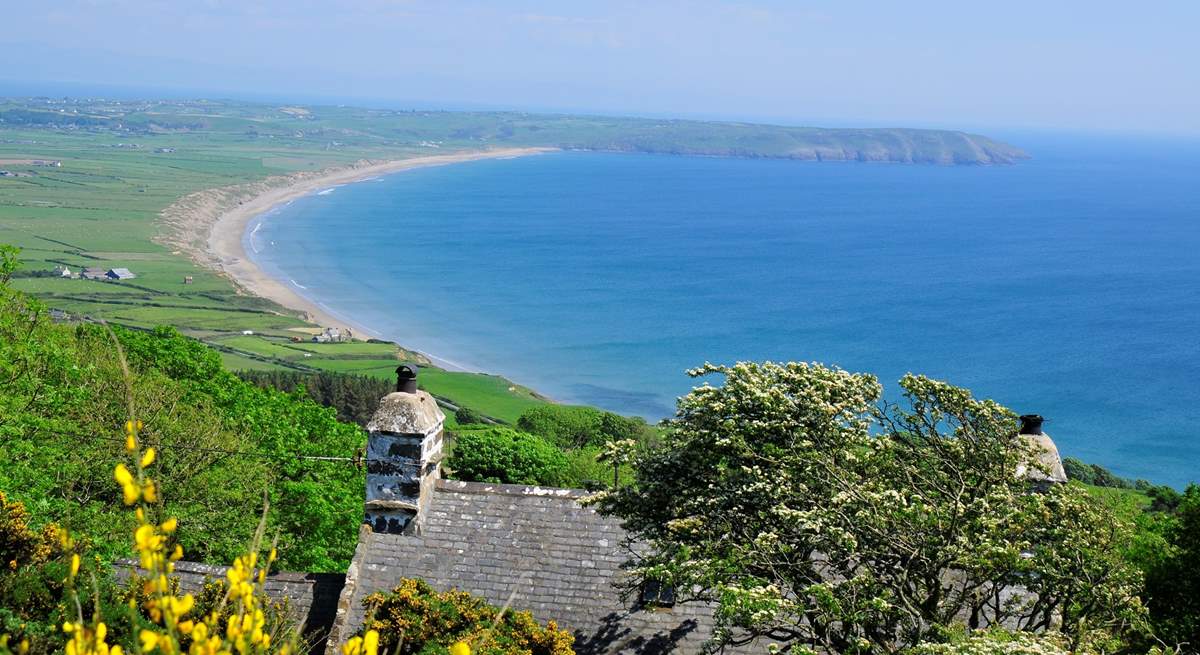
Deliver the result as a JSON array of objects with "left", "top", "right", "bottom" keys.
[
  {"left": 362, "top": 578, "right": 574, "bottom": 655},
  {"left": 238, "top": 370, "right": 393, "bottom": 427},
  {"left": 454, "top": 406, "right": 485, "bottom": 426},
  {"left": 909, "top": 630, "right": 1075, "bottom": 655},
  {"left": 1139, "top": 484, "right": 1200, "bottom": 649},
  {"left": 515, "top": 405, "right": 651, "bottom": 449},
  {"left": 448, "top": 428, "right": 568, "bottom": 486}
]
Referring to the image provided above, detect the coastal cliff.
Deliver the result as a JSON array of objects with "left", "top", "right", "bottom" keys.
[{"left": 0, "top": 97, "right": 1026, "bottom": 166}]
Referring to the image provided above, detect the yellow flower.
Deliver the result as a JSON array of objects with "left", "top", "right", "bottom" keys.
[
  {"left": 449, "top": 642, "right": 471, "bottom": 655},
  {"left": 125, "top": 433, "right": 137, "bottom": 452},
  {"left": 142, "top": 481, "right": 158, "bottom": 503},
  {"left": 140, "top": 629, "right": 160, "bottom": 652},
  {"left": 70, "top": 553, "right": 80, "bottom": 579},
  {"left": 169, "top": 594, "right": 195, "bottom": 617},
  {"left": 161, "top": 517, "right": 178, "bottom": 533},
  {"left": 363, "top": 630, "right": 379, "bottom": 655},
  {"left": 141, "top": 448, "right": 156, "bottom": 469},
  {"left": 114, "top": 464, "right": 133, "bottom": 486},
  {"left": 341, "top": 636, "right": 362, "bottom": 655}
]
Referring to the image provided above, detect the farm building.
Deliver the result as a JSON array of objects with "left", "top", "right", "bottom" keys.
[
  {"left": 106, "top": 268, "right": 136, "bottom": 280},
  {"left": 81, "top": 268, "right": 107, "bottom": 280}
]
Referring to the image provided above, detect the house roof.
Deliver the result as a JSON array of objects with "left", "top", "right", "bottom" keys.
[
  {"left": 331, "top": 479, "right": 753, "bottom": 655},
  {"left": 107, "top": 267, "right": 135, "bottom": 278}
]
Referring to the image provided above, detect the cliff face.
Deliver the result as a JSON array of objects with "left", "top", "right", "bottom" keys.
[{"left": 558, "top": 122, "right": 1029, "bottom": 165}]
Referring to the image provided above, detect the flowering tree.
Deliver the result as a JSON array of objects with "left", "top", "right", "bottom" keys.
[{"left": 592, "top": 362, "right": 1146, "bottom": 654}]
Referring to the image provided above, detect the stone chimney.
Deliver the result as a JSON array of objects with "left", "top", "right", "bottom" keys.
[
  {"left": 1015, "top": 414, "right": 1068, "bottom": 486},
  {"left": 363, "top": 365, "right": 445, "bottom": 534}
]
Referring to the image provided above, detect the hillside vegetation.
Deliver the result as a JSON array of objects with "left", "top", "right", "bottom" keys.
[
  {"left": 3, "top": 246, "right": 1199, "bottom": 653},
  {"left": 0, "top": 245, "right": 363, "bottom": 572}
]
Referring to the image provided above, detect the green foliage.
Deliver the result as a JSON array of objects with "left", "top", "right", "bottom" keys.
[
  {"left": 237, "top": 369, "right": 394, "bottom": 426},
  {"left": 447, "top": 428, "right": 568, "bottom": 487},
  {"left": 361, "top": 578, "right": 575, "bottom": 655},
  {"left": 1138, "top": 485, "right": 1200, "bottom": 649},
  {"left": 1064, "top": 457, "right": 1136, "bottom": 489},
  {"left": 0, "top": 492, "right": 151, "bottom": 655},
  {"left": 0, "top": 260, "right": 365, "bottom": 572},
  {"left": 593, "top": 361, "right": 1149, "bottom": 654},
  {"left": 908, "top": 630, "right": 1077, "bottom": 655},
  {"left": 454, "top": 407, "right": 485, "bottom": 426},
  {"left": 515, "top": 405, "right": 652, "bottom": 449}
]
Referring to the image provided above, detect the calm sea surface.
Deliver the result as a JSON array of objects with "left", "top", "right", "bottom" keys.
[{"left": 248, "top": 134, "right": 1200, "bottom": 487}]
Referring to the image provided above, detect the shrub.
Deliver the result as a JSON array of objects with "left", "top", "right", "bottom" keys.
[
  {"left": 1139, "top": 484, "right": 1200, "bottom": 649},
  {"left": 448, "top": 428, "right": 568, "bottom": 486},
  {"left": 238, "top": 370, "right": 393, "bottom": 427},
  {"left": 454, "top": 407, "right": 485, "bottom": 426},
  {"left": 909, "top": 630, "right": 1075, "bottom": 655},
  {"left": 362, "top": 578, "right": 574, "bottom": 655},
  {"left": 515, "top": 406, "right": 651, "bottom": 449}
]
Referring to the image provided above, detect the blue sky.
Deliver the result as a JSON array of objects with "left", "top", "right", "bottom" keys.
[{"left": 4, "top": 1, "right": 1199, "bottom": 134}]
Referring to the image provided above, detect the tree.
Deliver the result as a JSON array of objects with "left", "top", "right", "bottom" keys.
[
  {"left": 448, "top": 427, "right": 569, "bottom": 486},
  {"left": 516, "top": 405, "right": 651, "bottom": 449},
  {"left": 1140, "top": 485, "right": 1200, "bottom": 649},
  {"left": 591, "top": 361, "right": 1147, "bottom": 654}
]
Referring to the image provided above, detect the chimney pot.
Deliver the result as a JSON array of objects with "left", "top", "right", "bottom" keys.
[
  {"left": 395, "top": 364, "right": 419, "bottom": 394},
  {"left": 1018, "top": 414, "right": 1044, "bottom": 435}
]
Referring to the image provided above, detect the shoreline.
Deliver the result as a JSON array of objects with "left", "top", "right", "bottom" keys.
[{"left": 159, "top": 147, "right": 555, "bottom": 360}]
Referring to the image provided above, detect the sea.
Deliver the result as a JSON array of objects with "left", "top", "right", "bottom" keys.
[{"left": 246, "top": 132, "right": 1200, "bottom": 487}]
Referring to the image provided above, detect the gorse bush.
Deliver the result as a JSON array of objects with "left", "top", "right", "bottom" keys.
[
  {"left": 362, "top": 578, "right": 573, "bottom": 655},
  {"left": 447, "top": 428, "right": 568, "bottom": 486}
]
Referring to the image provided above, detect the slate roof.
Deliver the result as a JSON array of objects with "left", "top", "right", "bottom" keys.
[
  {"left": 116, "top": 560, "right": 344, "bottom": 651},
  {"left": 329, "top": 479, "right": 752, "bottom": 655}
]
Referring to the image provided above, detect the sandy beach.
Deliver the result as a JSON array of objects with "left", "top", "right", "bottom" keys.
[{"left": 158, "top": 147, "right": 555, "bottom": 342}]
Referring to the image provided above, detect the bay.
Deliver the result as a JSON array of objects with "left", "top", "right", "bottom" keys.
[{"left": 248, "top": 134, "right": 1200, "bottom": 487}]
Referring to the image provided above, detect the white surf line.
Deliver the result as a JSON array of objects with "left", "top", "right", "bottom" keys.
[
  {"left": 316, "top": 186, "right": 340, "bottom": 196},
  {"left": 249, "top": 222, "right": 265, "bottom": 254},
  {"left": 289, "top": 279, "right": 308, "bottom": 290}
]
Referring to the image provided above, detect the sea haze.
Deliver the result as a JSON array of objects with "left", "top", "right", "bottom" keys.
[{"left": 248, "top": 135, "right": 1200, "bottom": 487}]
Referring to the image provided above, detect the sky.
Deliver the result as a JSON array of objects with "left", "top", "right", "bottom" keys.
[{"left": 4, "top": 0, "right": 1199, "bottom": 134}]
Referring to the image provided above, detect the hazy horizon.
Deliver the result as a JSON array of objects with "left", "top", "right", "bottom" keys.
[{"left": 5, "top": 1, "right": 1200, "bottom": 136}]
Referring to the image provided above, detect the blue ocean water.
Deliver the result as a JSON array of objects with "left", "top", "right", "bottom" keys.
[{"left": 248, "top": 134, "right": 1200, "bottom": 487}]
